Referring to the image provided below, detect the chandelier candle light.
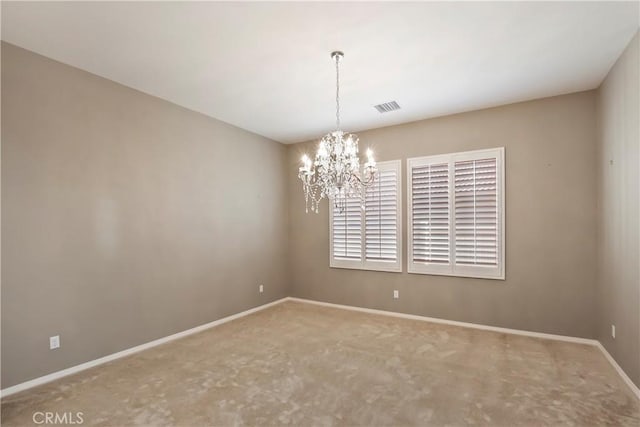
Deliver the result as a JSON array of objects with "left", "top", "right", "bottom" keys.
[{"left": 298, "top": 51, "right": 378, "bottom": 213}]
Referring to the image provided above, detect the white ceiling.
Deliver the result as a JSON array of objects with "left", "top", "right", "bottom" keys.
[{"left": 2, "top": 2, "right": 638, "bottom": 144}]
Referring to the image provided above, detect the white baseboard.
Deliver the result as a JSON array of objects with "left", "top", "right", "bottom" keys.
[
  {"left": 595, "top": 342, "right": 640, "bottom": 399},
  {"left": 287, "top": 297, "right": 598, "bottom": 345},
  {"left": 288, "top": 297, "right": 640, "bottom": 400},
  {"left": 1, "top": 298, "right": 288, "bottom": 398}
]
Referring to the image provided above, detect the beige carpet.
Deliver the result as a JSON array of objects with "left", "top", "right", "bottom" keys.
[{"left": 2, "top": 301, "right": 639, "bottom": 426}]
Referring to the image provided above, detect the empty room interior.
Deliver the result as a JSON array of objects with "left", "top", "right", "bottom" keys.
[{"left": 1, "top": 1, "right": 639, "bottom": 426}]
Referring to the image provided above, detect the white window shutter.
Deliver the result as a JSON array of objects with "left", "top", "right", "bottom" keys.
[
  {"left": 411, "top": 162, "right": 450, "bottom": 265},
  {"left": 331, "top": 197, "right": 362, "bottom": 261},
  {"left": 330, "top": 160, "right": 402, "bottom": 272},
  {"left": 454, "top": 157, "right": 498, "bottom": 266},
  {"left": 365, "top": 166, "right": 399, "bottom": 262},
  {"left": 408, "top": 148, "right": 504, "bottom": 279}
]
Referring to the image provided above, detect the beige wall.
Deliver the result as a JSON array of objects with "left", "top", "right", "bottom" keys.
[
  {"left": 1, "top": 43, "right": 289, "bottom": 388},
  {"left": 288, "top": 91, "right": 598, "bottom": 339},
  {"left": 596, "top": 32, "right": 639, "bottom": 388}
]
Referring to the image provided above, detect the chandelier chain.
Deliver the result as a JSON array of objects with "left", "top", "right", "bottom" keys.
[{"left": 335, "top": 55, "right": 340, "bottom": 130}]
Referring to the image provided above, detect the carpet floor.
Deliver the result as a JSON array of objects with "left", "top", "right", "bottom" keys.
[{"left": 2, "top": 301, "right": 639, "bottom": 426}]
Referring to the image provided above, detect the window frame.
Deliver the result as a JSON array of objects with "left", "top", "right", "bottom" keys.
[
  {"left": 407, "top": 147, "right": 505, "bottom": 280},
  {"left": 329, "top": 159, "right": 403, "bottom": 273}
]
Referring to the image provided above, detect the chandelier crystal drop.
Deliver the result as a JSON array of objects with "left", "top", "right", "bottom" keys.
[{"left": 298, "top": 51, "right": 377, "bottom": 213}]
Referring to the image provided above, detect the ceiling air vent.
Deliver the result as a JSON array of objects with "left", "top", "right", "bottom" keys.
[{"left": 374, "top": 101, "right": 401, "bottom": 113}]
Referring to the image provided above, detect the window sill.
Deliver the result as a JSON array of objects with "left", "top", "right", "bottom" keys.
[
  {"left": 407, "top": 266, "right": 505, "bottom": 281},
  {"left": 330, "top": 262, "right": 402, "bottom": 273}
]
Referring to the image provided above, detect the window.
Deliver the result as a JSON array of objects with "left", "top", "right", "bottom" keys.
[
  {"left": 330, "top": 160, "right": 402, "bottom": 272},
  {"left": 407, "top": 148, "right": 504, "bottom": 279}
]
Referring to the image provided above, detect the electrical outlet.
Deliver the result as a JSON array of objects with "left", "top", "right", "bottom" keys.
[
  {"left": 49, "top": 335, "right": 60, "bottom": 350},
  {"left": 611, "top": 325, "right": 616, "bottom": 339},
  {"left": 259, "top": 285, "right": 264, "bottom": 293},
  {"left": 393, "top": 290, "right": 399, "bottom": 299}
]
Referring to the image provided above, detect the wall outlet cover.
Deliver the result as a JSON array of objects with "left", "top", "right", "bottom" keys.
[{"left": 49, "top": 335, "right": 60, "bottom": 350}]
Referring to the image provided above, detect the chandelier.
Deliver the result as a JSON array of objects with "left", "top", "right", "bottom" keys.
[{"left": 298, "top": 51, "right": 378, "bottom": 213}]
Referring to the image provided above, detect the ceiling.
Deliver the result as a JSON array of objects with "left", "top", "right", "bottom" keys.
[{"left": 2, "top": 2, "right": 638, "bottom": 144}]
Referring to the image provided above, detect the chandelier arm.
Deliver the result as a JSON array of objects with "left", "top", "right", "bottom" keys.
[{"left": 350, "top": 170, "right": 377, "bottom": 187}]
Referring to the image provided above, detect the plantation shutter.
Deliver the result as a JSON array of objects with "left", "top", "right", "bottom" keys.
[
  {"left": 408, "top": 148, "right": 504, "bottom": 279},
  {"left": 330, "top": 160, "right": 402, "bottom": 272},
  {"left": 411, "top": 162, "right": 450, "bottom": 264},
  {"left": 365, "top": 166, "right": 399, "bottom": 262},
  {"left": 454, "top": 157, "right": 498, "bottom": 266},
  {"left": 331, "top": 196, "right": 362, "bottom": 261}
]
